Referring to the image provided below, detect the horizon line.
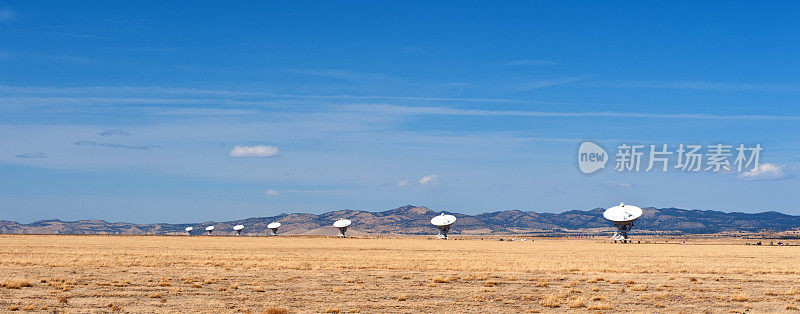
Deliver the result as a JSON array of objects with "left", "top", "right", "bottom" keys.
[{"left": 3, "top": 204, "right": 793, "bottom": 225}]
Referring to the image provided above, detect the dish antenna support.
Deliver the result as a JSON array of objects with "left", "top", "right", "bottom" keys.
[
  {"left": 430, "top": 213, "right": 457, "bottom": 239},
  {"left": 233, "top": 225, "right": 244, "bottom": 236},
  {"left": 613, "top": 224, "right": 633, "bottom": 242},
  {"left": 267, "top": 222, "right": 281, "bottom": 236},
  {"left": 205, "top": 225, "right": 215, "bottom": 235},
  {"left": 333, "top": 219, "right": 351, "bottom": 237},
  {"left": 602, "top": 202, "right": 643, "bottom": 243}
]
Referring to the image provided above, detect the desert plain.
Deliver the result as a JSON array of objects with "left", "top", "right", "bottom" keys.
[{"left": 2, "top": 234, "right": 800, "bottom": 312}]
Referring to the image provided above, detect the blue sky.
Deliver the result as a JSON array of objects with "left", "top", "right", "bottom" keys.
[{"left": 2, "top": 1, "right": 800, "bottom": 223}]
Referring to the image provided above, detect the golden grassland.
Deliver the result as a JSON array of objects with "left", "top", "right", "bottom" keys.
[{"left": 2, "top": 235, "right": 800, "bottom": 312}]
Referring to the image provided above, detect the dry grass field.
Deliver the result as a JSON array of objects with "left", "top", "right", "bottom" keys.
[{"left": 2, "top": 235, "right": 800, "bottom": 312}]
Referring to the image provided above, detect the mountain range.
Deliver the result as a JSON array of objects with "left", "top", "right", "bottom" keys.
[{"left": 1, "top": 205, "right": 799, "bottom": 236}]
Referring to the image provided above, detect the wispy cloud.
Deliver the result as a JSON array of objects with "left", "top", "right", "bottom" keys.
[
  {"left": 738, "top": 163, "right": 794, "bottom": 181},
  {"left": 0, "top": 85, "right": 248, "bottom": 96},
  {"left": 15, "top": 152, "right": 46, "bottom": 159},
  {"left": 152, "top": 108, "right": 261, "bottom": 116},
  {"left": 419, "top": 174, "right": 439, "bottom": 186},
  {"left": 501, "top": 59, "right": 560, "bottom": 66},
  {"left": 265, "top": 189, "right": 279, "bottom": 196},
  {"left": 228, "top": 145, "right": 279, "bottom": 157},
  {"left": 396, "top": 179, "right": 410, "bottom": 187},
  {"left": 37, "top": 54, "right": 92, "bottom": 63},
  {"left": 0, "top": 51, "right": 92, "bottom": 63},
  {"left": 99, "top": 129, "right": 130, "bottom": 136},
  {"left": 74, "top": 140, "right": 162, "bottom": 150},
  {"left": 352, "top": 104, "right": 800, "bottom": 121},
  {"left": 0, "top": 7, "right": 16, "bottom": 24},
  {"left": 603, "top": 80, "right": 800, "bottom": 93},
  {"left": 281, "top": 94, "right": 515, "bottom": 103},
  {"left": 508, "top": 77, "right": 585, "bottom": 92},
  {"left": 97, "top": 46, "right": 181, "bottom": 53},
  {"left": 285, "top": 69, "right": 390, "bottom": 81},
  {"left": 0, "top": 84, "right": 536, "bottom": 105}
]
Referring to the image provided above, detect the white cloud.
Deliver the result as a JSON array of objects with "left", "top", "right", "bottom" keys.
[
  {"left": 265, "top": 189, "right": 279, "bottom": 196},
  {"left": 396, "top": 179, "right": 409, "bottom": 187},
  {"left": 419, "top": 174, "right": 439, "bottom": 185},
  {"left": 228, "top": 145, "right": 279, "bottom": 157},
  {"left": 738, "top": 163, "right": 794, "bottom": 181}
]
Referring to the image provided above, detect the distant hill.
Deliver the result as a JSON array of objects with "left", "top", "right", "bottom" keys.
[{"left": 1, "top": 205, "right": 799, "bottom": 236}]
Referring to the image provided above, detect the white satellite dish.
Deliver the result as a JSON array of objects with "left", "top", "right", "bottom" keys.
[
  {"left": 185, "top": 226, "right": 193, "bottom": 235},
  {"left": 333, "top": 219, "right": 351, "bottom": 237},
  {"left": 233, "top": 224, "right": 244, "bottom": 236},
  {"left": 267, "top": 222, "right": 281, "bottom": 236},
  {"left": 603, "top": 202, "right": 643, "bottom": 243},
  {"left": 430, "top": 213, "right": 457, "bottom": 239},
  {"left": 205, "top": 225, "right": 215, "bottom": 235}
]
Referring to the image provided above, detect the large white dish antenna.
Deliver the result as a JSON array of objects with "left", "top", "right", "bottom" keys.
[
  {"left": 233, "top": 224, "right": 245, "bottom": 236},
  {"left": 205, "top": 226, "right": 215, "bottom": 231},
  {"left": 267, "top": 221, "right": 281, "bottom": 236},
  {"left": 430, "top": 213, "right": 456, "bottom": 239},
  {"left": 185, "top": 227, "right": 193, "bottom": 232},
  {"left": 333, "top": 219, "right": 351, "bottom": 228},
  {"left": 430, "top": 213, "right": 457, "bottom": 226},
  {"left": 603, "top": 202, "right": 642, "bottom": 223},
  {"left": 603, "top": 202, "right": 642, "bottom": 243},
  {"left": 333, "top": 219, "right": 351, "bottom": 237}
]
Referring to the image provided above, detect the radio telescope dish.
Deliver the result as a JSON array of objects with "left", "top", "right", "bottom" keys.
[
  {"left": 185, "top": 226, "right": 193, "bottom": 235},
  {"left": 267, "top": 222, "right": 281, "bottom": 236},
  {"left": 603, "top": 202, "right": 642, "bottom": 243},
  {"left": 233, "top": 224, "right": 244, "bottom": 236},
  {"left": 430, "top": 213, "right": 457, "bottom": 239},
  {"left": 333, "top": 219, "right": 351, "bottom": 237},
  {"left": 205, "top": 225, "right": 215, "bottom": 235}
]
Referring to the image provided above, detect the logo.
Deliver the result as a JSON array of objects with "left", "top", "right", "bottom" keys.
[
  {"left": 575, "top": 141, "right": 764, "bottom": 174},
  {"left": 578, "top": 141, "right": 608, "bottom": 174}
]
